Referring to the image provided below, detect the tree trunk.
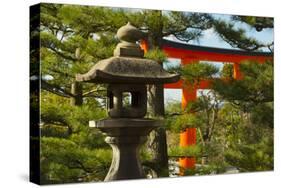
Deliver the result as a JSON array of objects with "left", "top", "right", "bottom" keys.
[
  {"left": 70, "top": 81, "right": 83, "bottom": 106},
  {"left": 147, "top": 81, "right": 169, "bottom": 177},
  {"left": 147, "top": 85, "right": 168, "bottom": 162},
  {"left": 145, "top": 10, "right": 169, "bottom": 177}
]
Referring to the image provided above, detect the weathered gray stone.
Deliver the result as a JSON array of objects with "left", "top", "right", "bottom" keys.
[
  {"left": 90, "top": 118, "right": 161, "bottom": 181},
  {"left": 76, "top": 56, "right": 179, "bottom": 84},
  {"left": 116, "top": 22, "right": 145, "bottom": 43},
  {"left": 114, "top": 22, "right": 145, "bottom": 57},
  {"left": 107, "top": 84, "right": 147, "bottom": 118}
]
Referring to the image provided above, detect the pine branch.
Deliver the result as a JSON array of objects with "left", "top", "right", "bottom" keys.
[
  {"left": 49, "top": 46, "right": 77, "bottom": 61},
  {"left": 82, "top": 89, "right": 102, "bottom": 96},
  {"left": 213, "top": 20, "right": 267, "bottom": 51},
  {"left": 165, "top": 112, "right": 183, "bottom": 117},
  {"left": 163, "top": 26, "right": 188, "bottom": 37},
  {"left": 41, "top": 80, "right": 74, "bottom": 98},
  {"left": 48, "top": 68, "right": 73, "bottom": 78},
  {"left": 232, "top": 15, "right": 273, "bottom": 30},
  {"left": 173, "top": 31, "right": 202, "bottom": 43},
  {"left": 83, "top": 94, "right": 106, "bottom": 99}
]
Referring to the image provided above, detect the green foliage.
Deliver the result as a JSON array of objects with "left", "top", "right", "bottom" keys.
[
  {"left": 210, "top": 61, "right": 273, "bottom": 172},
  {"left": 163, "top": 12, "right": 213, "bottom": 42},
  {"left": 225, "top": 137, "right": 273, "bottom": 172},
  {"left": 40, "top": 4, "right": 118, "bottom": 96},
  {"left": 168, "top": 145, "right": 201, "bottom": 157},
  {"left": 221, "top": 63, "right": 234, "bottom": 78},
  {"left": 41, "top": 125, "right": 69, "bottom": 138},
  {"left": 213, "top": 60, "right": 273, "bottom": 111},
  {"left": 40, "top": 137, "right": 112, "bottom": 184},
  {"left": 232, "top": 15, "right": 273, "bottom": 31},
  {"left": 179, "top": 63, "right": 219, "bottom": 86},
  {"left": 213, "top": 20, "right": 267, "bottom": 51},
  {"left": 144, "top": 47, "right": 167, "bottom": 63},
  {"left": 164, "top": 101, "right": 181, "bottom": 115},
  {"left": 251, "top": 102, "right": 273, "bottom": 128},
  {"left": 40, "top": 92, "right": 107, "bottom": 133},
  {"left": 167, "top": 113, "right": 201, "bottom": 132},
  {"left": 39, "top": 91, "right": 109, "bottom": 183}
]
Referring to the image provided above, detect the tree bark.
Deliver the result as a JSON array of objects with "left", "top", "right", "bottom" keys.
[
  {"left": 147, "top": 84, "right": 169, "bottom": 176},
  {"left": 70, "top": 81, "right": 83, "bottom": 106},
  {"left": 144, "top": 10, "right": 169, "bottom": 176}
]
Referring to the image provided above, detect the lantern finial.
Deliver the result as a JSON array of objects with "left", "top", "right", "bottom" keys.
[{"left": 114, "top": 22, "right": 145, "bottom": 57}]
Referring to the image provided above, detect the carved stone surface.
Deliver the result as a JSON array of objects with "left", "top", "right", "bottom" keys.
[
  {"left": 116, "top": 22, "right": 145, "bottom": 43},
  {"left": 104, "top": 136, "right": 145, "bottom": 180},
  {"left": 107, "top": 84, "right": 147, "bottom": 118},
  {"left": 90, "top": 118, "right": 161, "bottom": 181},
  {"left": 75, "top": 56, "right": 179, "bottom": 84},
  {"left": 114, "top": 22, "right": 145, "bottom": 57}
]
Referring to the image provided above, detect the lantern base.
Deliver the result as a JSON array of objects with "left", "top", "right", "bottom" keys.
[{"left": 90, "top": 118, "right": 160, "bottom": 181}]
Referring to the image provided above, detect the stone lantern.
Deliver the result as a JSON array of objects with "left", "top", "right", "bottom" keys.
[{"left": 76, "top": 22, "right": 179, "bottom": 181}]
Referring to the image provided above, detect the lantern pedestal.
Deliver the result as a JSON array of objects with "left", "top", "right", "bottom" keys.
[{"left": 90, "top": 118, "right": 160, "bottom": 181}]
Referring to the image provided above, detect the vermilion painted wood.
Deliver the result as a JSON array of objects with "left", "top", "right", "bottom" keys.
[
  {"left": 180, "top": 128, "right": 196, "bottom": 146},
  {"left": 181, "top": 89, "right": 197, "bottom": 109},
  {"left": 179, "top": 128, "right": 197, "bottom": 170},
  {"left": 179, "top": 157, "right": 196, "bottom": 174},
  {"left": 162, "top": 46, "right": 269, "bottom": 63}
]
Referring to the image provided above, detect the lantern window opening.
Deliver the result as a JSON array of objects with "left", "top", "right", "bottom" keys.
[
  {"left": 131, "top": 91, "right": 140, "bottom": 107},
  {"left": 108, "top": 91, "right": 114, "bottom": 109},
  {"left": 122, "top": 92, "right": 133, "bottom": 108}
]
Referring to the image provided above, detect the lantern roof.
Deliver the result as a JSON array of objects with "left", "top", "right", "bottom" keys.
[
  {"left": 76, "top": 56, "right": 179, "bottom": 84},
  {"left": 76, "top": 22, "right": 180, "bottom": 84}
]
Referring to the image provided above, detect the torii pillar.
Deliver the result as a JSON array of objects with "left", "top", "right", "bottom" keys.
[
  {"left": 233, "top": 63, "right": 242, "bottom": 79},
  {"left": 179, "top": 58, "right": 197, "bottom": 174}
]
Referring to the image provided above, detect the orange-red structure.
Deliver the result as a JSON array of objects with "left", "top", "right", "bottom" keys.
[{"left": 140, "top": 39, "right": 273, "bottom": 172}]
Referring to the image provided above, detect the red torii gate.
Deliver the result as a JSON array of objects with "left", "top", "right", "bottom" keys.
[{"left": 141, "top": 39, "right": 273, "bottom": 172}]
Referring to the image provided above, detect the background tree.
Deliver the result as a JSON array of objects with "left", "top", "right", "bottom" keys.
[{"left": 213, "top": 60, "right": 273, "bottom": 171}]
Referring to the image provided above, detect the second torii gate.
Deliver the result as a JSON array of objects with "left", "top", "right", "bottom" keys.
[{"left": 141, "top": 39, "right": 273, "bottom": 172}]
